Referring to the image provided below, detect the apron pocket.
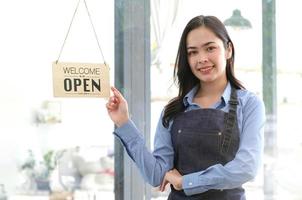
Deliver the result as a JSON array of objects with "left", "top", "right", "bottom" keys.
[{"left": 176, "top": 130, "right": 222, "bottom": 174}]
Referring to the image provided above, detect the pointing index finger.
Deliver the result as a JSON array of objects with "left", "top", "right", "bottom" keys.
[{"left": 111, "top": 86, "right": 124, "bottom": 100}]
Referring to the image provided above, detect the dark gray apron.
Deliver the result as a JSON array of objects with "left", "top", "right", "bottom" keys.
[{"left": 168, "top": 87, "right": 245, "bottom": 200}]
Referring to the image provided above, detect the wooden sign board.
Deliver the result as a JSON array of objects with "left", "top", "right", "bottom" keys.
[{"left": 53, "top": 62, "right": 110, "bottom": 97}]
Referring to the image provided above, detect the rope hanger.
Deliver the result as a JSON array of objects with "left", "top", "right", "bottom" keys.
[{"left": 56, "top": 0, "right": 107, "bottom": 66}]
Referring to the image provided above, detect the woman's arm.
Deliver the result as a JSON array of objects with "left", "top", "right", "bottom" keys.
[{"left": 106, "top": 87, "right": 174, "bottom": 186}]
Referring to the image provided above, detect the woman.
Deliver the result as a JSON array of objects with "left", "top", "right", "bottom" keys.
[{"left": 106, "top": 15, "right": 265, "bottom": 199}]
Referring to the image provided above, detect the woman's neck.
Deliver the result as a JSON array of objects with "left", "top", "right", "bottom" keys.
[
  {"left": 193, "top": 79, "right": 227, "bottom": 108},
  {"left": 197, "top": 78, "right": 228, "bottom": 98}
]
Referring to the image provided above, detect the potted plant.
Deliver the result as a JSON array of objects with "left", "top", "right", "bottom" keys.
[
  {"left": 35, "top": 150, "right": 56, "bottom": 191},
  {"left": 20, "top": 149, "right": 56, "bottom": 191}
]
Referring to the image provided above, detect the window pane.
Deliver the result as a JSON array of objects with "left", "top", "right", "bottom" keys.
[{"left": 0, "top": 0, "right": 115, "bottom": 199}]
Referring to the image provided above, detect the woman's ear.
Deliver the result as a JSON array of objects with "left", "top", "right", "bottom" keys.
[{"left": 225, "top": 42, "right": 233, "bottom": 59}]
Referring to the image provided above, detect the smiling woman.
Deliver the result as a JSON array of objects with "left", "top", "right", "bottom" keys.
[
  {"left": 1, "top": 0, "right": 302, "bottom": 199},
  {"left": 106, "top": 15, "right": 265, "bottom": 200}
]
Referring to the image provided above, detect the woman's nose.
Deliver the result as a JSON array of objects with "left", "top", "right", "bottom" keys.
[{"left": 198, "top": 54, "right": 208, "bottom": 64}]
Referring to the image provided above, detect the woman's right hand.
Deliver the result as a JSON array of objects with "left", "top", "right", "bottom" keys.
[{"left": 106, "top": 86, "right": 130, "bottom": 127}]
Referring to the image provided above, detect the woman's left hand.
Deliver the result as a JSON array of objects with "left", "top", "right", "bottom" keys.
[{"left": 159, "top": 169, "right": 183, "bottom": 192}]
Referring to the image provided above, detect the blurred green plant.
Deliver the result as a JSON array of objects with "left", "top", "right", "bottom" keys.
[{"left": 21, "top": 149, "right": 56, "bottom": 180}]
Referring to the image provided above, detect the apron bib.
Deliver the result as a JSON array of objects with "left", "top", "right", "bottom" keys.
[{"left": 168, "top": 87, "right": 245, "bottom": 200}]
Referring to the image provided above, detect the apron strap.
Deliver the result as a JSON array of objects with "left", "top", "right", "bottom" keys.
[{"left": 221, "top": 87, "right": 238, "bottom": 155}]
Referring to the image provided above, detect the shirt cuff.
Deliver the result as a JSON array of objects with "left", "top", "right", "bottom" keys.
[
  {"left": 182, "top": 172, "right": 208, "bottom": 196},
  {"left": 113, "top": 119, "right": 142, "bottom": 143}
]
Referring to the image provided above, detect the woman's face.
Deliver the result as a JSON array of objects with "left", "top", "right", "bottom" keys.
[{"left": 186, "top": 26, "right": 232, "bottom": 85}]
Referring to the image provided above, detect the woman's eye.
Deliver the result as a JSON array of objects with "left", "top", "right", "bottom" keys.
[
  {"left": 188, "top": 51, "right": 197, "bottom": 56},
  {"left": 207, "top": 46, "right": 216, "bottom": 52}
]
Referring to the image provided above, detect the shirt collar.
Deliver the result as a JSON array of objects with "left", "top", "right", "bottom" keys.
[
  {"left": 183, "top": 85, "right": 199, "bottom": 107},
  {"left": 183, "top": 82, "right": 232, "bottom": 107}
]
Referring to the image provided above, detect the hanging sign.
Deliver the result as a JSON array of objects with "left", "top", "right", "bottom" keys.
[{"left": 52, "top": 62, "right": 110, "bottom": 97}]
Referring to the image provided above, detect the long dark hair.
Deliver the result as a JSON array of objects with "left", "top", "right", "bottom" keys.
[{"left": 162, "top": 15, "right": 245, "bottom": 128}]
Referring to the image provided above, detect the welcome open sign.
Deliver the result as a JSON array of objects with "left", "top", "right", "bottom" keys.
[{"left": 53, "top": 62, "right": 110, "bottom": 97}]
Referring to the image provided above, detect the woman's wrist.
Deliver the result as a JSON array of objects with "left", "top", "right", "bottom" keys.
[
  {"left": 178, "top": 176, "right": 183, "bottom": 190},
  {"left": 116, "top": 118, "right": 129, "bottom": 127}
]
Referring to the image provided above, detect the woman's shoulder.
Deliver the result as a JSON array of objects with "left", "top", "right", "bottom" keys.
[
  {"left": 236, "top": 89, "right": 266, "bottom": 123},
  {"left": 236, "top": 89, "right": 264, "bottom": 108}
]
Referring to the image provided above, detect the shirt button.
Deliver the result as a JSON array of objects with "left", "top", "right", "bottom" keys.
[
  {"left": 178, "top": 129, "right": 182, "bottom": 133},
  {"left": 188, "top": 182, "right": 193, "bottom": 186}
]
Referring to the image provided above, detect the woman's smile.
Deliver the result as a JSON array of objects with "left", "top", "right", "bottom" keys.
[{"left": 199, "top": 65, "right": 213, "bottom": 74}]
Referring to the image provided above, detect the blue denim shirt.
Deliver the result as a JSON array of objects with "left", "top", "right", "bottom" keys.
[{"left": 113, "top": 82, "right": 266, "bottom": 196}]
